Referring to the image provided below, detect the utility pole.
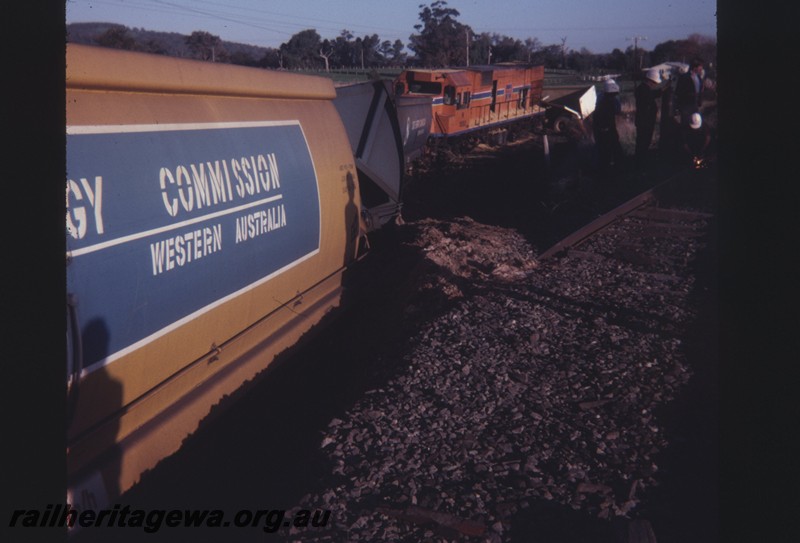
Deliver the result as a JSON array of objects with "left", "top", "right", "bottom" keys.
[
  {"left": 487, "top": 45, "right": 492, "bottom": 65},
  {"left": 626, "top": 35, "right": 647, "bottom": 70},
  {"left": 560, "top": 37, "right": 567, "bottom": 69}
]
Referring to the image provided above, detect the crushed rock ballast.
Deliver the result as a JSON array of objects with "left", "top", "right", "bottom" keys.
[{"left": 282, "top": 211, "right": 708, "bottom": 542}]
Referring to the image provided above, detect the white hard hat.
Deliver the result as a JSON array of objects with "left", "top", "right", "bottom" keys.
[
  {"left": 690, "top": 113, "right": 702, "bottom": 129},
  {"left": 645, "top": 68, "right": 661, "bottom": 84},
  {"left": 603, "top": 79, "right": 620, "bottom": 93}
]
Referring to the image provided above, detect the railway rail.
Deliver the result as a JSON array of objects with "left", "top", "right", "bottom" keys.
[
  {"left": 277, "top": 163, "right": 718, "bottom": 543},
  {"left": 538, "top": 170, "right": 714, "bottom": 262}
]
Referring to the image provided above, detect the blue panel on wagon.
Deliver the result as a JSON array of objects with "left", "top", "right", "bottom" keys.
[{"left": 66, "top": 121, "right": 321, "bottom": 374}]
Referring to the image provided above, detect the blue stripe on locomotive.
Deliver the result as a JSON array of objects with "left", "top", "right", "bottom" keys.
[
  {"left": 431, "top": 86, "right": 531, "bottom": 106},
  {"left": 66, "top": 122, "right": 321, "bottom": 373}
]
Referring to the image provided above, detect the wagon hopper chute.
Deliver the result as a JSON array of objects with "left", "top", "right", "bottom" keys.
[
  {"left": 333, "top": 80, "right": 431, "bottom": 231},
  {"left": 540, "top": 84, "right": 597, "bottom": 134}
]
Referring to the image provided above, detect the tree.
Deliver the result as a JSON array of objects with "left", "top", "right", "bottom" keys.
[
  {"left": 489, "top": 34, "right": 528, "bottom": 63},
  {"left": 686, "top": 34, "right": 716, "bottom": 63},
  {"left": 608, "top": 48, "right": 628, "bottom": 71},
  {"left": 379, "top": 39, "right": 407, "bottom": 66},
  {"left": 567, "top": 47, "right": 596, "bottom": 72},
  {"left": 359, "top": 34, "right": 382, "bottom": 68},
  {"left": 651, "top": 34, "right": 716, "bottom": 71},
  {"left": 258, "top": 49, "right": 282, "bottom": 69},
  {"left": 685, "top": 34, "right": 717, "bottom": 76},
  {"left": 379, "top": 40, "right": 405, "bottom": 64},
  {"left": 539, "top": 44, "right": 563, "bottom": 69},
  {"left": 379, "top": 40, "right": 394, "bottom": 61},
  {"left": 391, "top": 39, "right": 407, "bottom": 65},
  {"left": 186, "top": 31, "right": 221, "bottom": 61},
  {"left": 524, "top": 37, "right": 542, "bottom": 64},
  {"left": 329, "top": 30, "right": 355, "bottom": 67},
  {"left": 354, "top": 37, "right": 365, "bottom": 69},
  {"left": 228, "top": 50, "right": 258, "bottom": 67},
  {"left": 651, "top": 39, "right": 679, "bottom": 65},
  {"left": 319, "top": 39, "right": 333, "bottom": 71},
  {"left": 140, "top": 39, "right": 168, "bottom": 56},
  {"left": 280, "top": 29, "right": 322, "bottom": 69},
  {"left": 470, "top": 33, "right": 492, "bottom": 65},
  {"left": 408, "top": 1, "right": 472, "bottom": 66},
  {"left": 95, "top": 26, "right": 136, "bottom": 50},
  {"left": 625, "top": 45, "right": 652, "bottom": 72}
]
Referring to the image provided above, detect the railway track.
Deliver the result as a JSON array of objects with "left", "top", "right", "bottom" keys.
[
  {"left": 524, "top": 167, "right": 718, "bottom": 543},
  {"left": 538, "top": 169, "right": 714, "bottom": 262},
  {"left": 286, "top": 162, "right": 719, "bottom": 543},
  {"left": 72, "top": 143, "right": 718, "bottom": 542}
]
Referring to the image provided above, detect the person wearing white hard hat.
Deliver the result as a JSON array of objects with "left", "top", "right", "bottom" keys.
[
  {"left": 603, "top": 78, "right": 620, "bottom": 94},
  {"left": 645, "top": 68, "right": 662, "bottom": 84},
  {"left": 634, "top": 68, "right": 664, "bottom": 170},
  {"left": 593, "top": 79, "right": 624, "bottom": 174},
  {"left": 679, "top": 112, "right": 711, "bottom": 168}
]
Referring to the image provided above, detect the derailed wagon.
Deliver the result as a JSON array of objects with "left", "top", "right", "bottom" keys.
[
  {"left": 333, "top": 80, "right": 431, "bottom": 231},
  {"left": 540, "top": 84, "right": 598, "bottom": 135},
  {"left": 65, "top": 44, "right": 412, "bottom": 514},
  {"left": 64, "top": 44, "right": 590, "bottom": 518}
]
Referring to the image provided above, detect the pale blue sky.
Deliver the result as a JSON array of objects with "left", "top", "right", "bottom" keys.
[{"left": 66, "top": 0, "right": 717, "bottom": 54}]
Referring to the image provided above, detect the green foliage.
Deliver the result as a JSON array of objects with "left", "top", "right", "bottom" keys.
[
  {"left": 310, "top": 29, "right": 404, "bottom": 70},
  {"left": 67, "top": 22, "right": 269, "bottom": 64},
  {"left": 651, "top": 34, "right": 717, "bottom": 73},
  {"left": 538, "top": 44, "right": 564, "bottom": 68},
  {"left": 66, "top": 19, "right": 715, "bottom": 77},
  {"left": 185, "top": 31, "right": 221, "bottom": 61},
  {"left": 409, "top": 1, "right": 471, "bottom": 66},
  {"left": 489, "top": 34, "right": 528, "bottom": 63},
  {"left": 94, "top": 26, "right": 136, "bottom": 50},
  {"left": 279, "top": 29, "right": 322, "bottom": 68}
]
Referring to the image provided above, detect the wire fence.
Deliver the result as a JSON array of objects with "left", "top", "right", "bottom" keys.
[{"left": 291, "top": 67, "right": 625, "bottom": 86}]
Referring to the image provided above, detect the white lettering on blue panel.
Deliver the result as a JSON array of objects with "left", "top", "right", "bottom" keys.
[{"left": 66, "top": 121, "right": 321, "bottom": 376}]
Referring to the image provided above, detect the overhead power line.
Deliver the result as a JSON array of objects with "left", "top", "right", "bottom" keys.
[{"left": 626, "top": 35, "right": 647, "bottom": 69}]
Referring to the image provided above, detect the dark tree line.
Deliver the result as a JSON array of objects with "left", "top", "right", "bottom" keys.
[
  {"left": 68, "top": 2, "right": 715, "bottom": 74},
  {"left": 407, "top": 1, "right": 715, "bottom": 73},
  {"left": 275, "top": 29, "right": 407, "bottom": 70}
]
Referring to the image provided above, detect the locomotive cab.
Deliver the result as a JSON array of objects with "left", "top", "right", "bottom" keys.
[
  {"left": 395, "top": 69, "right": 473, "bottom": 136},
  {"left": 395, "top": 64, "right": 545, "bottom": 139}
]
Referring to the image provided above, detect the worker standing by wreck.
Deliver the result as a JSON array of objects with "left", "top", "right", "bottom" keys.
[{"left": 634, "top": 68, "right": 663, "bottom": 171}]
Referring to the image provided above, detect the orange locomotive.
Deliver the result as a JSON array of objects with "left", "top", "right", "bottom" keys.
[{"left": 393, "top": 63, "right": 545, "bottom": 138}]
